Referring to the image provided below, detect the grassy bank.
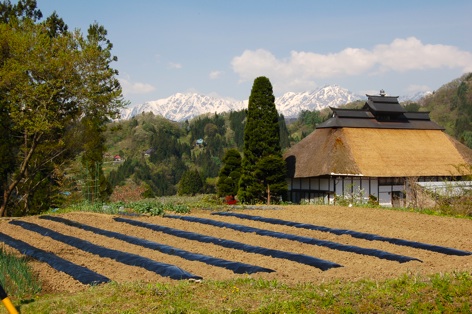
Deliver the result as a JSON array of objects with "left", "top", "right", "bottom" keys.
[{"left": 3, "top": 272, "right": 470, "bottom": 313}]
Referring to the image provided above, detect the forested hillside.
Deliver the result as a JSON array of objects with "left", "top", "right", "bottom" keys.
[
  {"left": 103, "top": 73, "right": 472, "bottom": 201},
  {"left": 420, "top": 73, "right": 472, "bottom": 147},
  {"left": 103, "top": 110, "right": 291, "bottom": 200}
]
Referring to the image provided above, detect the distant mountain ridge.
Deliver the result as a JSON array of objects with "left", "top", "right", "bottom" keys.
[
  {"left": 274, "top": 85, "right": 362, "bottom": 118},
  {"left": 120, "top": 85, "right": 429, "bottom": 122},
  {"left": 120, "top": 93, "right": 246, "bottom": 122}
]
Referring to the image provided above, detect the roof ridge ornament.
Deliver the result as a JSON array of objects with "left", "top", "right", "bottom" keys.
[{"left": 380, "top": 89, "right": 386, "bottom": 96}]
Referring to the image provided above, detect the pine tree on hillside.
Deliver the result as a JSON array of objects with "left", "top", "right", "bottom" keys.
[
  {"left": 178, "top": 169, "right": 203, "bottom": 196},
  {"left": 217, "top": 149, "right": 242, "bottom": 197},
  {"left": 238, "top": 77, "right": 287, "bottom": 204}
]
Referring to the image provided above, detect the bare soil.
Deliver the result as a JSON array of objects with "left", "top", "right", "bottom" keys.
[{"left": 1, "top": 205, "right": 471, "bottom": 294}]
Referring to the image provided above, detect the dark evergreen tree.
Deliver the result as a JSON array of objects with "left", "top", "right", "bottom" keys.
[
  {"left": 255, "top": 155, "right": 287, "bottom": 204},
  {"left": 229, "top": 110, "right": 246, "bottom": 149},
  {"left": 108, "top": 158, "right": 137, "bottom": 187},
  {"left": 81, "top": 115, "right": 110, "bottom": 202},
  {"left": 278, "top": 114, "right": 291, "bottom": 150},
  {"left": 216, "top": 149, "right": 242, "bottom": 197},
  {"left": 178, "top": 169, "right": 203, "bottom": 196},
  {"left": 195, "top": 150, "right": 221, "bottom": 179},
  {"left": 238, "top": 76, "right": 287, "bottom": 204},
  {"left": 403, "top": 102, "right": 420, "bottom": 112}
]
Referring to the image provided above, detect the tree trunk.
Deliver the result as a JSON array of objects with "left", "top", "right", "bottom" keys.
[
  {"left": 0, "top": 132, "right": 42, "bottom": 217},
  {"left": 267, "top": 184, "right": 271, "bottom": 205},
  {"left": 0, "top": 194, "right": 7, "bottom": 217}
]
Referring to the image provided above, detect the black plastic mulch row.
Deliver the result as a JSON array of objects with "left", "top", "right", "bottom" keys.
[
  {"left": 0, "top": 232, "right": 110, "bottom": 285},
  {"left": 114, "top": 217, "right": 341, "bottom": 271},
  {"left": 165, "top": 215, "right": 420, "bottom": 263},
  {"left": 40, "top": 215, "right": 274, "bottom": 275},
  {"left": 9, "top": 220, "right": 201, "bottom": 281},
  {"left": 213, "top": 212, "right": 472, "bottom": 256}
]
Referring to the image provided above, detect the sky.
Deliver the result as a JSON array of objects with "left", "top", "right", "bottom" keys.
[{"left": 38, "top": 0, "right": 472, "bottom": 106}]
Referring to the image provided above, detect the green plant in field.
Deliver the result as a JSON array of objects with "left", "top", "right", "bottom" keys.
[
  {"left": 127, "top": 201, "right": 165, "bottom": 216},
  {"left": 0, "top": 248, "right": 41, "bottom": 298},
  {"left": 49, "top": 201, "right": 126, "bottom": 215},
  {"left": 125, "top": 200, "right": 191, "bottom": 215}
]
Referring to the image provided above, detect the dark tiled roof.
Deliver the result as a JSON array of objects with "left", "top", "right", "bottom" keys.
[
  {"left": 365, "top": 94, "right": 405, "bottom": 113},
  {"left": 317, "top": 93, "right": 444, "bottom": 130}
]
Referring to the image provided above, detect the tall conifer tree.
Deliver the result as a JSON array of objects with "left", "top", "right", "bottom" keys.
[{"left": 238, "top": 77, "right": 287, "bottom": 204}]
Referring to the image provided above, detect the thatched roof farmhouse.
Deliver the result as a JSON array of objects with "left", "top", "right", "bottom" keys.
[{"left": 284, "top": 91, "right": 472, "bottom": 206}]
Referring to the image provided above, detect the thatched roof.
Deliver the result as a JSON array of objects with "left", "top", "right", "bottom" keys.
[{"left": 285, "top": 128, "right": 472, "bottom": 178}]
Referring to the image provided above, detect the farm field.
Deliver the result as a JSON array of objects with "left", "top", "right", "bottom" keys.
[{"left": 1, "top": 205, "right": 471, "bottom": 296}]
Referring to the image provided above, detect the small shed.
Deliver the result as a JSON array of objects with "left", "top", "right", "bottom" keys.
[{"left": 196, "top": 138, "right": 204, "bottom": 146}]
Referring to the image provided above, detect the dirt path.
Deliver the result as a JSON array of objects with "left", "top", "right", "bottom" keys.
[{"left": 1, "top": 205, "right": 471, "bottom": 293}]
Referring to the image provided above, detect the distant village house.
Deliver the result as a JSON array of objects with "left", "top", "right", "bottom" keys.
[
  {"left": 143, "top": 148, "right": 154, "bottom": 157},
  {"left": 195, "top": 138, "right": 205, "bottom": 147}
]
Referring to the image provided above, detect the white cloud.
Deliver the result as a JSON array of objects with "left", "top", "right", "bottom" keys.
[
  {"left": 209, "top": 70, "right": 223, "bottom": 79},
  {"left": 231, "top": 37, "right": 472, "bottom": 93},
  {"left": 373, "top": 37, "right": 472, "bottom": 73},
  {"left": 406, "top": 84, "right": 431, "bottom": 94},
  {"left": 119, "top": 78, "right": 155, "bottom": 95},
  {"left": 168, "top": 62, "right": 182, "bottom": 69}
]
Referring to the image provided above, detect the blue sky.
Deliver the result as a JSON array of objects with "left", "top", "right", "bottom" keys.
[{"left": 38, "top": 0, "right": 472, "bottom": 106}]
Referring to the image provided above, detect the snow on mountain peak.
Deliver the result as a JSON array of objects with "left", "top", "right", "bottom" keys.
[
  {"left": 274, "top": 85, "right": 362, "bottom": 118},
  {"left": 120, "top": 85, "right": 426, "bottom": 122}
]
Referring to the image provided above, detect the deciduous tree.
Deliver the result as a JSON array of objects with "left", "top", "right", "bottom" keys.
[{"left": 0, "top": 1, "right": 124, "bottom": 216}]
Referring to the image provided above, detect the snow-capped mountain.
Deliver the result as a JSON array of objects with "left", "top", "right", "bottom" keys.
[
  {"left": 120, "top": 93, "right": 247, "bottom": 121},
  {"left": 398, "top": 91, "right": 433, "bottom": 103},
  {"left": 274, "top": 85, "right": 363, "bottom": 118},
  {"left": 120, "top": 85, "right": 426, "bottom": 122}
]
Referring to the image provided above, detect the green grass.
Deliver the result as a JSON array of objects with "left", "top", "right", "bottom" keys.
[
  {"left": 2, "top": 272, "right": 470, "bottom": 313},
  {"left": 0, "top": 248, "right": 41, "bottom": 299}
]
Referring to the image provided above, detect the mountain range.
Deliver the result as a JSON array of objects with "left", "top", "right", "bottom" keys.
[{"left": 120, "top": 85, "right": 428, "bottom": 122}]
